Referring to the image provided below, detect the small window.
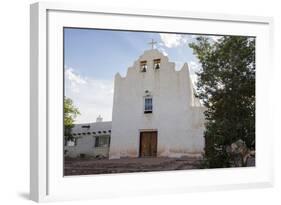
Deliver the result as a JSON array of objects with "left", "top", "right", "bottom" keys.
[
  {"left": 95, "top": 136, "right": 110, "bottom": 148},
  {"left": 140, "top": 61, "right": 147, "bottom": 72},
  {"left": 153, "top": 59, "right": 161, "bottom": 70},
  {"left": 144, "top": 97, "right": 153, "bottom": 113}
]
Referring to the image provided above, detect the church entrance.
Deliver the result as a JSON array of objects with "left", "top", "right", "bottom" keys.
[{"left": 139, "top": 131, "right": 157, "bottom": 157}]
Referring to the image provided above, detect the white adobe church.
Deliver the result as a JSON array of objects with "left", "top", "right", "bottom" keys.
[{"left": 65, "top": 43, "right": 205, "bottom": 159}]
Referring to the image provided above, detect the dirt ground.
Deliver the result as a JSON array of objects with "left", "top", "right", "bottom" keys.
[{"left": 64, "top": 157, "right": 202, "bottom": 176}]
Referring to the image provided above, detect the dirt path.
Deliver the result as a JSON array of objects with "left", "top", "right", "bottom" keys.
[{"left": 64, "top": 157, "right": 202, "bottom": 176}]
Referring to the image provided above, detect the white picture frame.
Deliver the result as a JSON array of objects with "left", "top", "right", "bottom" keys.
[{"left": 30, "top": 2, "right": 274, "bottom": 202}]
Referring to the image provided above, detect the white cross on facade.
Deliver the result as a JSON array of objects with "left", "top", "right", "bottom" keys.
[{"left": 148, "top": 39, "right": 157, "bottom": 49}]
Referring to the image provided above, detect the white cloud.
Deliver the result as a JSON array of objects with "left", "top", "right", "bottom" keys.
[
  {"left": 65, "top": 68, "right": 114, "bottom": 123},
  {"left": 159, "top": 33, "right": 185, "bottom": 48},
  {"left": 157, "top": 46, "right": 168, "bottom": 56},
  {"left": 65, "top": 68, "right": 86, "bottom": 93},
  {"left": 209, "top": 35, "right": 222, "bottom": 42}
]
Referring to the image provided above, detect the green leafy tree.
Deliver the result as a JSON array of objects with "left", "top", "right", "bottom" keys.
[
  {"left": 64, "top": 97, "right": 80, "bottom": 142},
  {"left": 189, "top": 36, "right": 255, "bottom": 168}
]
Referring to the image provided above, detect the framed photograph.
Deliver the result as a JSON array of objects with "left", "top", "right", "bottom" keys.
[{"left": 30, "top": 2, "right": 274, "bottom": 202}]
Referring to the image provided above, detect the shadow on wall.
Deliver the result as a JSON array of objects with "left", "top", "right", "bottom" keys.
[{"left": 17, "top": 192, "right": 30, "bottom": 200}]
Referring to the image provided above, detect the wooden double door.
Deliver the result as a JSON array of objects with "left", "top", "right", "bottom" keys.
[{"left": 139, "top": 131, "right": 157, "bottom": 157}]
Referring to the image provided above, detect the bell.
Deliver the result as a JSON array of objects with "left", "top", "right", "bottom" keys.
[{"left": 155, "top": 64, "right": 160, "bottom": 69}]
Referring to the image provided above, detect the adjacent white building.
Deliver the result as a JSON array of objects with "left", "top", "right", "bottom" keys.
[
  {"left": 64, "top": 116, "right": 111, "bottom": 158},
  {"left": 65, "top": 48, "right": 205, "bottom": 159}
]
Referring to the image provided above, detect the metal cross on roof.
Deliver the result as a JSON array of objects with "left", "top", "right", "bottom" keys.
[{"left": 148, "top": 39, "right": 157, "bottom": 49}]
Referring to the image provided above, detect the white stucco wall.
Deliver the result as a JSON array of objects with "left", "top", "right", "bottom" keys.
[
  {"left": 65, "top": 135, "right": 96, "bottom": 158},
  {"left": 109, "top": 49, "right": 205, "bottom": 159},
  {"left": 64, "top": 122, "right": 111, "bottom": 158},
  {"left": 65, "top": 135, "right": 111, "bottom": 158}
]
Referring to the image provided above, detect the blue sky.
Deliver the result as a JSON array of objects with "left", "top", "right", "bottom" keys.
[{"left": 64, "top": 28, "right": 219, "bottom": 123}]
